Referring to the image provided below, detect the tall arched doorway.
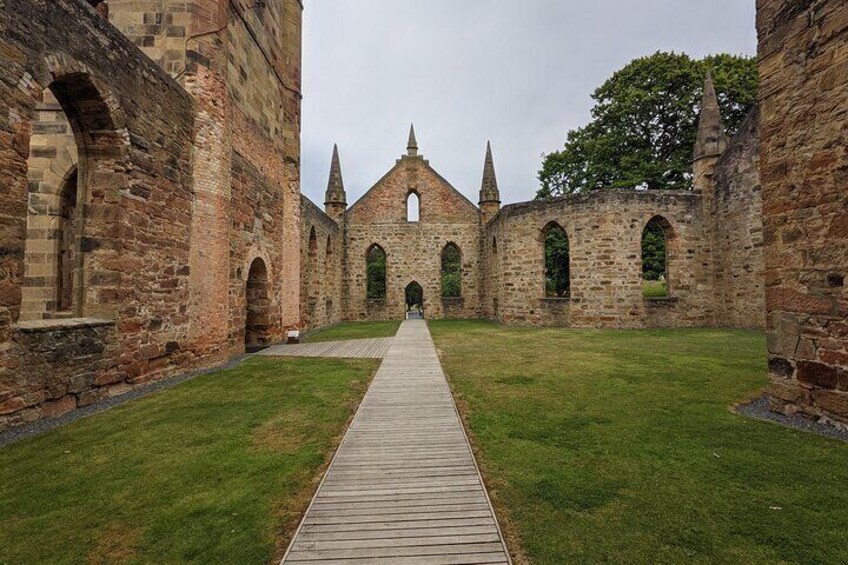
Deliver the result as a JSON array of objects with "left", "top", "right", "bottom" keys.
[
  {"left": 405, "top": 281, "right": 424, "bottom": 319},
  {"left": 245, "top": 258, "right": 271, "bottom": 351}
]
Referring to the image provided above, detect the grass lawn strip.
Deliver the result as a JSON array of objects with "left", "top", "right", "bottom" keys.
[
  {"left": 303, "top": 320, "right": 401, "bottom": 343},
  {"left": 430, "top": 320, "right": 848, "bottom": 565},
  {"left": 0, "top": 356, "right": 378, "bottom": 564}
]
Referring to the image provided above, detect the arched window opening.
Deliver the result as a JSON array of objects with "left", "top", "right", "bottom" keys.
[
  {"left": 366, "top": 245, "right": 387, "bottom": 300},
  {"left": 324, "top": 235, "right": 334, "bottom": 280},
  {"left": 57, "top": 168, "right": 79, "bottom": 312},
  {"left": 21, "top": 71, "right": 127, "bottom": 322},
  {"left": 406, "top": 281, "right": 424, "bottom": 316},
  {"left": 245, "top": 258, "right": 271, "bottom": 351},
  {"left": 642, "top": 216, "right": 672, "bottom": 298},
  {"left": 543, "top": 222, "right": 570, "bottom": 298},
  {"left": 406, "top": 191, "right": 420, "bottom": 222},
  {"left": 23, "top": 87, "right": 81, "bottom": 320},
  {"left": 307, "top": 227, "right": 319, "bottom": 299},
  {"left": 441, "top": 243, "right": 462, "bottom": 298}
]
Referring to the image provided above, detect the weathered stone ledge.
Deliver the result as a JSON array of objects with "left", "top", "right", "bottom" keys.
[{"left": 13, "top": 318, "right": 116, "bottom": 333}]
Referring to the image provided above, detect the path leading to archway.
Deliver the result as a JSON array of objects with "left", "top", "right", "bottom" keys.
[{"left": 281, "top": 320, "right": 511, "bottom": 564}]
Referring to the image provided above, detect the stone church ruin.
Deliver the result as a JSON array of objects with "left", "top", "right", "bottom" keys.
[{"left": 0, "top": 1, "right": 845, "bottom": 431}]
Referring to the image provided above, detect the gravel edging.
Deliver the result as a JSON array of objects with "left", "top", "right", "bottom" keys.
[
  {"left": 735, "top": 396, "right": 848, "bottom": 443},
  {"left": 0, "top": 356, "right": 249, "bottom": 449}
]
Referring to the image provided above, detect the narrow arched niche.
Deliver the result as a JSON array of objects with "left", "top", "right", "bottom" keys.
[
  {"left": 641, "top": 215, "right": 674, "bottom": 298},
  {"left": 366, "top": 244, "right": 387, "bottom": 300},
  {"left": 245, "top": 258, "right": 271, "bottom": 351},
  {"left": 406, "top": 191, "right": 420, "bottom": 222},
  {"left": 441, "top": 243, "right": 462, "bottom": 298},
  {"left": 541, "top": 222, "right": 571, "bottom": 298}
]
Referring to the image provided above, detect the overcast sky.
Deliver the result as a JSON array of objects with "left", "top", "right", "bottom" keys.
[{"left": 300, "top": 1, "right": 757, "bottom": 208}]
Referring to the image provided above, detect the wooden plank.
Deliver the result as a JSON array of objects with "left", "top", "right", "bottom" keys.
[{"left": 280, "top": 320, "right": 510, "bottom": 564}]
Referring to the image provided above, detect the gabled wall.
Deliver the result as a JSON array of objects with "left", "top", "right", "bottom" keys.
[{"left": 343, "top": 154, "right": 483, "bottom": 321}]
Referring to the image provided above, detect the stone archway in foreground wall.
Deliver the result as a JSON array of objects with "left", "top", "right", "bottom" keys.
[{"left": 245, "top": 258, "right": 272, "bottom": 352}]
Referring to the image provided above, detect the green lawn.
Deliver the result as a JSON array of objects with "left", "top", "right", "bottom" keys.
[
  {"left": 429, "top": 320, "right": 848, "bottom": 565},
  {"left": 304, "top": 320, "right": 401, "bottom": 343},
  {"left": 643, "top": 279, "right": 668, "bottom": 298},
  {"left": 0, "top": 357, "right": 378, "bottom": 564}
]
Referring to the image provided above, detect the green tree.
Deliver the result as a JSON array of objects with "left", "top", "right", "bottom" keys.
[
  {"left": 366, "top": 246, "right": 386, "bottom": 300},
  {"left": 441, "top": 244, "right": 462, "bottom": 298},
  {"left": 405, "top": 282, "right": 423, "bottom": 310},
  {"left": 537, "top": 52, "right": 758, "bottom": 197},
  {"left": 544, "top": 227, "right": 571, "bottom": 297},
  {"left": 641, "top": 220, "right": 667, "bottom": 281}
]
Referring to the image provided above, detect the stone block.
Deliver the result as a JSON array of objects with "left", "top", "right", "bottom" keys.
[
  {"left": 41, "top": 395, "right": 77, "bottom": 418},
  {"left": 797, "top": 361, "right": 839, "bottom": 389}
]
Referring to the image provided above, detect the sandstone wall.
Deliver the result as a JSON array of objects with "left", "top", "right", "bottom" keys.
[
  {"left": 301, "top": 196, "right": 343, "bottom": 332},
  {"left": 0, "top": 0, "right": 303, "bottom": 431},
  {"left": 485, "top": 191, "right": 711, "bottom": 328},
  {"left": 712, "top": 108, "right": 766, "bottom": 329},
  {"left": 343, "top": 155, "right": 483, "bottom": 321},
  {"left": 107, "top": 0, "right": 303, "bottom": 351},
  {"left": 0, "top": 0, "right": 195, "bottom": 430},
  {"left": 758, "top": 0, "right": 848, "bottom": 424}
]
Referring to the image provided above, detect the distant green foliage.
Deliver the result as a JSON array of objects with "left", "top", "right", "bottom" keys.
[
  {"left": 537, "top": 52, "right": 758, "bottom": 197},
  {"left": 406, "top": 282, "right": 424, "bottom": 310},
  {"left": 641, "top": 220, "right": 667, "bottom": 281},
  {"left": 642, "top": 280, "right": 668, "bottom": 299},
  {"left": 544, "top": 226, "right": 570, "bottom": 297},
  {"left": 441, "top": 244, "right": 462, "bottom": 298},
  {"left": 366, "top": 246, "right": 386, "bottom": 299}
]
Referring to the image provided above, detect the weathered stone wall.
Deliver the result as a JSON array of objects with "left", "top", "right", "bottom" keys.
[
  {"left": 0, "top": 319, "right": 122, "bottom": 429},
  {"left": 343, "top": 154, "right": 483, "bottom": 321},
  {"left": 0, "top": 0, "right": 303, "bottom": 431},
  {"left": 485, "top": 191, "right": 711, "bottom": 328},
  {"left": 301, "top": 196, "right": 343, "bottom": 332},
  {"left": 0, "top": 0, "right": 196, "bottom": 431},
  {"left": 108, "top": 0, "right": 303, "bottom": 353},
  {"left": 758, "top": 0, "right": 848, "bottom": 424},
  {"left": 712, "top": 108, "right": 766, "bottom": 329}
]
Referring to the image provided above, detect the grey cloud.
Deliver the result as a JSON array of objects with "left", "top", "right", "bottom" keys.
[{"left": 301, "top": 1, "right": 756, "bottom": 208}]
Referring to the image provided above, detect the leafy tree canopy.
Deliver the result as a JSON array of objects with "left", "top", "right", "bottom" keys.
[
  {"left": 641, "top": 220, "right": 667, "bottom": 281},
  {"left": 537, "top": 52, "right": 758, "bottom": 197},
  {"left": 366, "top": 247, "right": 386, "bottom": 300},
  {"left": 441, "top": 245, "right": 462, "bottom": 298},
  {"left": 544, "top": 226, "right": 571, "bottom": 298}
]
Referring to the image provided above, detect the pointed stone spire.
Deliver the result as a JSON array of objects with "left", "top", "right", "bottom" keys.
[
  {"left": 693, "top": 71, "right": 728, "bottom": 162},
  {"left": 479, "top": 141, "right": 501, "bottom": 222},
  {"left": 324, "top": 144, "right": 347, "bottom": 221},
  {"left": 407, "top": 124, "right": 419, "bottom": 157},
  {"left": 479, "top": 141, "right": 500, "bottom": 203}
]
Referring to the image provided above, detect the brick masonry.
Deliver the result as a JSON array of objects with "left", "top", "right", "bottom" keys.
[
  {"left": 757, "top": 0, "right": 848, "bottom": 424},
  {"left": 0, "top": 0, "right": 302, "bottom": 431}
]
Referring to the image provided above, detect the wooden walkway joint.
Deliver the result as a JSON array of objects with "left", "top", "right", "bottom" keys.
[
  {"left": 257, "top": 337, "right": 395, "bottom": 359},
  {"left": 281, "top": 320, "right": 511, "bottom": 564}
]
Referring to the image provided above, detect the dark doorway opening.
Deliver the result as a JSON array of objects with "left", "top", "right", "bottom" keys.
[
  {"left": 245, "top": 258, "right": 271, "bottom": 352},
  {"left": 405, "top": 281, "right": 424, "bottom": 319}
]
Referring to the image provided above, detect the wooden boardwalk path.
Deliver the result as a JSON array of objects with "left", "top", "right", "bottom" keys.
[
  {"left": 257, "top": 337, "right": 395, "bottom": 359},
  {"left": 281, "top": 320, "right": 511, "bottom": 564}
]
